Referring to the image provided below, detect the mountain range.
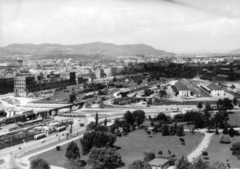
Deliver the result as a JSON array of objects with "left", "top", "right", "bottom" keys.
[
  {"left": 0, "top": 42, "right": 173, "bottom": 58},
  {"left": 231, "top": 48, "right": 240, "bottom": 53}
]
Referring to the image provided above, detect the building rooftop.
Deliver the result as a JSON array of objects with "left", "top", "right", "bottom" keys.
[
  {"left": 220, "top": 68, "right": 231, "bottom": 71},
  {"left": 207, "top": 82, "right": 222, "bottom": 91},
  {"left": 216, "top": 74, "right": 229, "bottom": 78},
  {"left": 149, "top": 158, "right": 169, "bottom": 166},
  {"left": 174, "top": 80, "right": 190, "bottom": 91}
]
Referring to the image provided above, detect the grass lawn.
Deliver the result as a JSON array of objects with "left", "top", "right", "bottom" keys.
[
  {"left": 197, "top": 134, "right": 240, "bottom": 168},
  {"left": 228, "top": 113, "right": 240, "bottom": 126},
  {"left": 31, "top": 129, "right": 204, "bottom": 169}
]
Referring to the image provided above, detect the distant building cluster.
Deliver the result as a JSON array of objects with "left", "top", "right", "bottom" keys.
[{"left": 14, "top": 72, "right": 76, "bottom": 97}]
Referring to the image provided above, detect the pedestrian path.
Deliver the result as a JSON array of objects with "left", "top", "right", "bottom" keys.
[{"left": 187, "top": 129, "right": 214, "bottom": 163}]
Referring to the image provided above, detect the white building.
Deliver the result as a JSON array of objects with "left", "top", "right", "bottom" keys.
[
  {"left": 207, "top": 83, "right": 224, "bottom": 97},
  {"left": 149, "top": 158, "right": 170, "bottom": 169},
  {"left": 200, "top": 83, "right": 224, "bottom": 97},
  {"left": 173, "top": 80, "right": 192, "bottom": 97}
]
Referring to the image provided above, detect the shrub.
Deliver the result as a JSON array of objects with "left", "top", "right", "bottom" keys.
[
  {"left": 176, "top": 125, "right": 184, "bottom": 136},
  {"left": 162, "top": 124, "right": 169, "bottom": 136},
  {"left": 56, "top": 146, "right": 61, "bottom": 151},
  {"left": 202, "top": 151, "right": 208, "bottom": 156},
  {"left": 229, "top": 127, "right": 235, "bottom": 137},
  {"left": 215, "top": 129, "right": 219, "bottom": 135},
  {"left": 220, "top": 134, "right": 231, "bottom": 144},
  {"left": 223, "top": 127, "right": 229, "bottom": 135},
  {"left": 179, "top": 138, "right": 185, "bottom": 143},
  {"left": 158, "top": 151, "right": 162, "bottom": 155}
]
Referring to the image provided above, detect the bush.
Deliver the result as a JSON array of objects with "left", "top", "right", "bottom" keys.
[
  {"left": 176, "top": 125, "right": 184, "bottom": 136},
  {"left": 56, "top": 146, "right": 61, "bottom": 151},
  {"left": 202, "top": 151, "right": 208, "bottom": 156},
  {"left": 158, "top": 151, "right": 162, "bottom": 155},
  {"left": 179, "top": 138, "right": 185, "bottom": 143},
  {"left": 162, "top": 124, "right": 169, "bottom": 136},
  {"left": 229, "top": 127, "right": 235, "bottom": 137},
  {"left": 220, "top": 134, "right": 231, "bottom": 144},
  {"left": 223, "top": 127, "right": 229, "bottom": 135},
  {"left": 215, "top": 129, "right": 219, "bottom": 135}
]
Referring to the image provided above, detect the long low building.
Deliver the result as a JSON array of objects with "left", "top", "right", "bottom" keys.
[
  {"left": 172, "top": 80, "right": 192, "bottom": 97},
  {"left": 200, "top": 82, "right": 224, "bottom": 97}
]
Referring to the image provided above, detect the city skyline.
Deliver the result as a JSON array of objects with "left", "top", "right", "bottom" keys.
[{"left": 1, "top": 0, "right": 240, "bottom": 53}]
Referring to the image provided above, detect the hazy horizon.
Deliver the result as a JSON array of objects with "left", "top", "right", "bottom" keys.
[{"left": 1, "top": 0, "right": 240, "bottom": 53}]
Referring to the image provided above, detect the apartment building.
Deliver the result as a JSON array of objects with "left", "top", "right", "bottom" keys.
[{"left": 14, "top": 72, "right": 76, "bottom": 97}]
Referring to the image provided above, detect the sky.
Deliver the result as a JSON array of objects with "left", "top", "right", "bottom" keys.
[{"left": 0, "top": 0, "right": 240, "bottom": 53}]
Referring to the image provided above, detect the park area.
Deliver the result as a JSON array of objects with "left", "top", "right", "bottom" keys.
[
  {"left": 197, "top": 134, "right": 240, "bottom": 168},
  {"left": 30, "top": 128, "right": 204, "bottom": 169}
]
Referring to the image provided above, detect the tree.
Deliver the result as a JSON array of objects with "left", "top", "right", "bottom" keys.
[
  {"left": 209, "top": 161, "right": 227, "bottom": 169},
  {"left": 122, "top": 122, "right": 131, "bottom": 133},
  {"left": 156, "top": 113, "right": 167, "bottom": 122},
  {"left": 233, "top": 97, "right": 238, "bottom": 106},
  {"left": 80, "top": 131, "right": 116, "bottom": 155},
  {"left": 169, "top": 125, "right": 175, "bottom": 135},
  {"left": 143, "top": 151, "right": 155, "bottom": 162},
  {"left": 124, "top": 111, "right": 135, "bottom": 125},
  {"left": 218, "top": 98, "right": 233, "bottom": 111},
  {"left": 231, "top": 84, "right": 235, "bottom": 89},
  {"left": 176, "top": 156, "right": 191, "bottom": 169},
  {"left": 132, "top": 110, "right": 146, "bottom": 127},
  {"left": 229, "top": 127, "right": 235, "bottom": 137},
  {"left": 223, "top": 127, "right": 228, "bottom": 135},
  {"left": 109, "top": 123, "right": 119, "bottom": 134},
  {"left": 197, "top": 102, "right": 203, "bottom": 110},
  {"left": 159, "top": 90, "right": 166, "bottom": 99},
  {"left": 205, "top": 103, "right": 212, "bottom": 112},
  {"left": 69, "top": 93, "right": 76, "bottom": 103},
  {"left": 65, "top": 159, "right": 84, "bottom": 169},
  {"left": 104, "top": 118, "right": 108, "bottom": 126},
  {"left": 176, "top": 125, "right": 184, "bottom": 136},
  {"left": 137, "top": 80, "right": 142, "bottom": 85},
  {"left": 30, "top": 158, "right": 50, "bottom": 169},
  {"left": 95, "top": 113, "right": 99, "bottom": 126},
  {"left": 95, "top": 125, "right": 108, "bottom": 132},
  {"left": 112, "top": 77, "right": 117, "bottom": 82},
  {"left": 66, "top": 141, "right": 80, "bottom": 160},
  {"left": 129, "top": 160, "right": 151, "bottom": 169},
  {"left": 189, "top": 159, "right": 208, "bottom": 169},
  {"left": 87, "top": 122, "right": 96, "bottom": 131},
  {"left": 162, "top": 124, "right": 169, "bottom": 136},
  {"left": 88, "top": 147, "right": 123, "bottom": 169}
]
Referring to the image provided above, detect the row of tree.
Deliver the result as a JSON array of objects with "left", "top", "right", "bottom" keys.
[{"left": 176, "top": 156, "right": 227, "bottom": 169}]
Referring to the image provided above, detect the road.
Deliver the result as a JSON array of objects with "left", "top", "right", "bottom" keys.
[{"left": 0, "top": 107, "right": 164, "bottom": 169}]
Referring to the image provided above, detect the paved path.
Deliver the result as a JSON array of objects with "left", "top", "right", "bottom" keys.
[{"left": 187, "top": 129, "right": 214, "bottom": 163}]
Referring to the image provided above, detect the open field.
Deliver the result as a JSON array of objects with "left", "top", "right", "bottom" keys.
[
  {"left": 31, "top": 129, "right": 204, "bottom": 169},
  {"left": 197, "top": 134, "right": 240, "bottom": 168}
]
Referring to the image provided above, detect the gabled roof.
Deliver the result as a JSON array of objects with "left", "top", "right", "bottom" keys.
[
  {"left": 174, "top": 80, "right": 190, "bottom": 91},
  {"left": 207, "top": 82, "right": 222, "bottom": 91},
  {"left": 149, "top": 158, "right": 169, "bottom": 166}
]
